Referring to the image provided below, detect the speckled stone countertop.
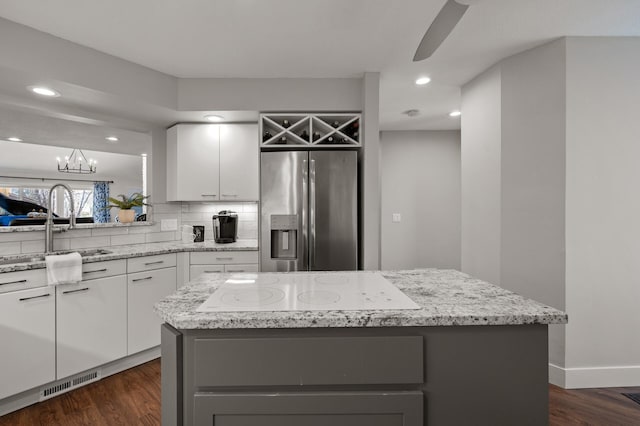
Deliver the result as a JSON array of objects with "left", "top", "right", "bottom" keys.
[
  {"left": 154, "top": 269, "right": 568, "bottom": 329},
  {"left": 0, "top": 239, "right": 258, "bottom": 273}
]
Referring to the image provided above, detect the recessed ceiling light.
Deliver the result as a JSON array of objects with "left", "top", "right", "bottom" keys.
[
  {"left": 449, "top": 110, "right": 461, "bottom": 117},
  {"left": 28, "top": 86, "right": 61, "bottom": 97},
  {"left": 415, "top": 77, "right": 431, "bottom": 86},
  {"left": 7, "top": 137, "right": 22, "bottom": 142},
  {"left": 105, "top": 136, "right": 119, "bottom": 142},
  {"left": 204, "top": 114, "right": 224, "bottom": 122}
]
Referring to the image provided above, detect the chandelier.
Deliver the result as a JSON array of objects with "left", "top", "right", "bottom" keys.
[{"left": 56, "top": 149, "right": 97, "bottom": 174}]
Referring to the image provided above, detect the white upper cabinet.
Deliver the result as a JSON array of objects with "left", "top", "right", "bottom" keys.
[
  {"left": 167, "top": 123, "right": 258, "bottom": 202},
  {"left": 167, "top": 124, "right": 221, "bottom": 201},
  {"left": 220, "top": 124, "right": 259, "bottom": 201}
]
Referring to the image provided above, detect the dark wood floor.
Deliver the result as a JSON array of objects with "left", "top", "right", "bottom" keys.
[{"left": 1, "top": 359, "right": 639, "bottom": 425}]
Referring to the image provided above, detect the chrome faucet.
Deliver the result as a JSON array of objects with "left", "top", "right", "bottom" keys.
[{"left": 45, "top": 183, "right": 76, "bottom": 254}]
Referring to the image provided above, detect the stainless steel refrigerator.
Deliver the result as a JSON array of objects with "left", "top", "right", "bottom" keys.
[{"left": 260, "top": 150, "right": 358, "bottom": 272}]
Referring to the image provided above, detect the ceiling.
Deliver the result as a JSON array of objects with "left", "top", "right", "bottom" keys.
[{"left": 0, "top": 0, "right": 640, "bottom": 135}]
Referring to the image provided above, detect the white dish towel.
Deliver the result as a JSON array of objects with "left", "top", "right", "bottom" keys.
[{"left": 46, "top": 252, "right": 82, "bottom": 286}]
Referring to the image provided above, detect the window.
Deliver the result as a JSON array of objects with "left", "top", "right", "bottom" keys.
[{"left": 0, "top": 184, "right": 94, "bottom": 218}]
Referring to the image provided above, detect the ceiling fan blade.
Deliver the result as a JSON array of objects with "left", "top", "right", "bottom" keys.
[{"left": 413, "top": 0, "right": 469, "bottom": 61}]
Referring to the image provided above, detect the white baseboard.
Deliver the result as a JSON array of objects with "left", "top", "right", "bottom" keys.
[
  {"left": 0, "top": 347, "right": 160, "bottom": 417},
  {"left": 549, "top": 363, "right": 640, "bottom": 389}
]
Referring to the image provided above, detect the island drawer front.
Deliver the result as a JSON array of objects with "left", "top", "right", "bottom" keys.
[
  {"left": 193, "top": 391, "right": 423, "bottom": 426},
  {"left": 127, "top": 253, "right": 177, "bottom": 273},
  {"left": 190, "top": 251, "right": 258, "bottom": 265},
  {"left": 193, "top": 336, "right": 423, "bottom": 387},
  {"left": 0, "top": 269, "right": 46, "bottom": 294},
  {"left": 82, "top": 260, "right": 126, "bottom": 280}
]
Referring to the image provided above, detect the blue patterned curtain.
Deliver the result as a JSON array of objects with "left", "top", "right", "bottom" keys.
[{"left": 93, "top": 181, "right": 110, "bottom": 223}]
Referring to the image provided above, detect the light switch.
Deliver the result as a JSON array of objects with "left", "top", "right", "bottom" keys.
[
  {"left": 161, "top": 218, "right": 178, "bottom": 231},
  {"left": 392, "top": 213, "right": 401, "bottom": 223}
]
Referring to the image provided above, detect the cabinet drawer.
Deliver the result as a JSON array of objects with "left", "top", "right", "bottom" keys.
[
  {"left": 224, "top": 264, "right": 259, "bottom": 273},
  {"left": 193, "top": 391, "right": 423, "bottom": 426},
  {"left": 193, "top": 336, "right": 423, "bottom": 387},
  {"left": 0, "top": 268, "right": 47, "bottom": 294},
  {"left": 190, "top": 251, "right": 258, "bottom": 265},
  {"left": 190, "top": 264, "right": 224, "bottom": 280},
  {"left": 82, "top": 259, "right": 126, "bottom": 280},
  {"left": 127, "top": 253, "right": 177, "bottom": 273}
]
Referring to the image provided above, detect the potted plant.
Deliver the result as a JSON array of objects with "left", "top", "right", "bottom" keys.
[{"left": 106, "top": 193, "right": 151, "bottom": 223}]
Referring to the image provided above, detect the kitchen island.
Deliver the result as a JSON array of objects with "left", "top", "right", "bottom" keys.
[{"left": 155, "top": 269, "right": 567, "bottom": 426}]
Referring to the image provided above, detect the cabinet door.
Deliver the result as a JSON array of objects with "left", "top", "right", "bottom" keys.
[
  {"left": 56, "top": 275, "right": 127, "bottom": 379},
  {"left": 128, "top": 267, "right": 177, "bottom": 354},
  {"left": 0, "top": 287, "right": 55, "bottom": 399},
  {"left": 193, "top": 391, "right": 423, "bottom": 426},
  {"left": 168, "top": 124, "right": 220, "bottom": 201},
  {"left": 219, "top": 124, "right": 259, "bottom": 201}
]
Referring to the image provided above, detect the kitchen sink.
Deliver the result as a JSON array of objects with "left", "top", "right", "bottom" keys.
[
  {"left": 56, "top": 249, "right": 113, "bottom": 257},
  {"left": 0, "top": 249, "right": 112, "bottom": 266},
  {"left": 0, "top": 256, "right": 46, "bottom": 266}
]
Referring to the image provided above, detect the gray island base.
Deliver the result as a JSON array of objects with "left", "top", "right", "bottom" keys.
[{"left": 155, "top": 269, "right": 567, "bottom": 426}]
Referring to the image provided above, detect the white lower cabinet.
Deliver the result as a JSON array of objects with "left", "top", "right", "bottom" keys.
[
  {"left": 127, "top": 267, "right": 177, "bottom": 355},
  {"left": 56, "top": 275, "right": 127, "bottom": 379},
  {"left": 190, "top": 264, "right": 224, "bottom": 279},
  {"left": 189, "top": 251, "right": 259, "bottom": 280},
  {"left": 0, "top": 286, "right": 55, "bottom": 399},
  {"left": 224, "top": 264, "right": 259, "bottom": 273}
]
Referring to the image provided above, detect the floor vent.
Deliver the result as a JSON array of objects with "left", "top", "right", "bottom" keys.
[{"left": 40, "top": 369, "right": 102, "bottom": 401}]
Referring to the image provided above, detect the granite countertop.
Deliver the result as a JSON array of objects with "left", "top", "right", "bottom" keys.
[
  {"left": 0, "top": 239, "right": 258, "bottom": 273},
  {"left": 154, "top": 269, "right": 568, "bottom": 329}
]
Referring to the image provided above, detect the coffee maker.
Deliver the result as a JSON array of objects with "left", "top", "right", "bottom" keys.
[{"left": 212, "top": 210, "right": 238, "bottom": 243}]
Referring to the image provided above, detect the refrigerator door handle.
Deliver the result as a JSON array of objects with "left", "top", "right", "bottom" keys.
[
  {"left": 310, "top": 158, "right": 316, "bottom": 268},
  {"left": 302, "top": 159, "right": 309, "bottom": 270}
]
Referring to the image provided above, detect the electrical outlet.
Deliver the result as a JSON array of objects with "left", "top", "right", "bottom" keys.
[
  {"left": 161, "top": 218, "right": 178, "bottom": 231},
  {"left": 392, "top": 213, "right": 401, "bottom": 223}
]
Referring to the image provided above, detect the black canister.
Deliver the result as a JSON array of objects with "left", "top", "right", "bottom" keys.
[{"left": 212, "top": 210, "right": 238, "bottom": 243}]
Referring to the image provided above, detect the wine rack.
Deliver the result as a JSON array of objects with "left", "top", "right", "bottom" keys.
[{"left": 260, "top": 113, "right": 361, "bottom": 148}]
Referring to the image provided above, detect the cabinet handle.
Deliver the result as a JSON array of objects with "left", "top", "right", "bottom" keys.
[
  {"left": 19, "top": 293, "right": 51, "bottom": 302},
  {"left": 144, "top": 261, "right": 164, "bottom": 266},
  {"left": 216, "top": 257, "right": 233, "bottom": 261},
  {"left": 62, "top": 287, "right": 90, "bottom": 295},
  {"left": 226, "top": 269, "right": 245, "bottom": 272},
  {"left": 201, "top": 194, "right": 217, "bottom": 197},
  {"left": 221, "top": 194, "right": 238, "bottom": 197},
  {"left": 132, "top": 276, "right": 153, "bottom": 282},
  {"left": 204, "top": 270, "right": 222, "bottom": 273},
  {"left": 0, "top": 279, "right": 27, "bottom": 286},
  {"left": 83, "top": 268, "right": 107, "bottom": 274}
]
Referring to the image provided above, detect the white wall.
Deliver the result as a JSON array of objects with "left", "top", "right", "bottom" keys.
[
  {"left": 564, "top": 37, "right": 640, "bottom": 387},
  {"left": 460, "top": 65, "right": 502, "bottom": 285},
  {"left": 500, "top": 39, "right": 567, "bottom": 372},
  {"left": 461, "top": 37, "right": 640, "bottom": 388},
  {"left": 361, "top": 72, "right": 381, "bottom": 270},
  {"left": 380, "top": 130, "right": 461, "bottom": 270}
]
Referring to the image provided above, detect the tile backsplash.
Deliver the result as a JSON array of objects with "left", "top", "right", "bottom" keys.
[{"left": 0, "top": 201, "right": 259, "bottom": 257}]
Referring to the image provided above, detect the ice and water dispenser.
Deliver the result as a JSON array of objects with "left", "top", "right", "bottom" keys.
[{"left": 270, "top": 214, "right": 298, "bottom": 259}]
